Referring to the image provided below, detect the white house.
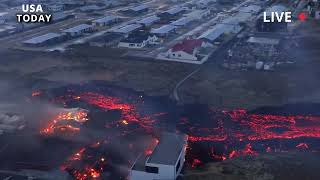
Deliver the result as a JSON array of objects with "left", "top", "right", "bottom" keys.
[
  {"left": 167, "top": 39, "right": 204, "bottom": 61},
  {"left": 118, "top": 33, "right": 158, "bottom": 48},
  {"left": 129, "top": 132, "right": 188, "bottom": 180}
]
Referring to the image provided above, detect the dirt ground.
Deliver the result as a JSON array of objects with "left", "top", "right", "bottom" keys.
[
  {"left": 1, "top": 21, "right": 320, "bottom": 109},
  {"left": 0, "top": 46, "right": 196, "bottom": 98},
  {"left": 184, "top": 152, "right": 320, "bottom": 180}
]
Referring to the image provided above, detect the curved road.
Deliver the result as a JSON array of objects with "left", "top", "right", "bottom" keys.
[{"left": 173, "top": 67, "right": 201, "bottom": 102}]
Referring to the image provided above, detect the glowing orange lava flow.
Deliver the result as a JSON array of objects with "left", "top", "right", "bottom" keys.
[
  {"left": 78, "top": 92, "right": 157, "bottom": 132},
  {"left": 188, "top": 109, "right": 320, "bottom": 142},
  {"left": 184, "top": 109, "right": 320, "bottom": 167},
  {"left": 47, "top": 91, "right": 320, "bottom": 172},
  {"left": 40, "top": 108, "right": 89, "bottom": 135},
  {"left": 61, "top": 142, "right": 106, "bottom": 180}
]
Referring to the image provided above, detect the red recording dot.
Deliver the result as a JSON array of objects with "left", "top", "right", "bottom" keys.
[{"left": 298, "top": 12, "right": 307, "bottom": 21}]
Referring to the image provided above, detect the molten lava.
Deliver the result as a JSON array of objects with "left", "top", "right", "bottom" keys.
[
  {"left": 35, "top": 89, "right": 320, "bottom": 178},
  {"left": 62, "top": 141, "right": 107, "bottom": 180},
  {"left": 40, "top": 108, "right": 89, "bottom": 136}
]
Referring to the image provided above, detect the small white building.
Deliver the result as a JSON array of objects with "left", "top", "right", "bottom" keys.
[
  {"left": 167, "top": 39, "right": 204, "bottom": 61},
  {"left": 118, "top": 33, "right": 158, "bottom": 48},
  {"left": 129, "top": 132, "right": 188, "bottom": 180},
  {"left": 63, "top": 24, "right": 94, "bottom": 37}
]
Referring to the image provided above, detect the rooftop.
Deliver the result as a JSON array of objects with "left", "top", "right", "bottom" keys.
[
  {"left": 171, "top": 17, "right": 192, "bottom": 26},
  {"left": 93, "top": 16, "right": 117, "bottom": 23},
  {"left": 130, "top": 4, "right": 149, "bottom": 12},
  {"left": 163, "top": 7, "right": 184, "bottom": 15},
  {"left": 23, "top": 33, "right": 62, "bottom": 44},
  {"left": 120, "top": 33, "right": 152, "bottom": 43},
  {"left": 247, "top": 36, "right": 280, "bottom": 45},
  {"left": 171, "top": 39, "right": 203, "bottom": 54},
  {"left": 151, "top": 24, "right": 176, "bottom": 34},
  {"left": 113, "top": 24, "right": 142, "bottom": 33},
  {"left": 91, "top": 33, "right": 123, "bottom": 43},
  {"left": 146, "top": 132, "right": 187, "bottom": 165},
  {"left": 184, "top": 9, "right": 209, "bottom": 18},
  {"left": 63, "top": 24, "right": 93, "bottom": 33},
  {"left": 137, "top": 15, "right": 160, "bottom": 25},
  {"left": 198, "top": 24, "right": 238, "bottom": 42}
]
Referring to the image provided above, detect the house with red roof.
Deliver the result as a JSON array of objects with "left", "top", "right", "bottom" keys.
[{"left": 166, "top": 39, "right": 204, "bottom": 61}]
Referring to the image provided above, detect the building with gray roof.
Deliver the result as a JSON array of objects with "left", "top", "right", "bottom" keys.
[
  {"left": 112, "top": 24, "right": 142, "bottom": 34},
  {"left": 125, "top": 4, "right": 149, "bottom": 14},
  {"left": 137, "top": 15, "right": 160, "bottom": 26},
  {"left": 164, "top": 7, "right": 185, "bottom": 15},
  {"left": 131, "top": 4, "right": 149, "bottom": 12},
  {"left": 63, "top": 24, "right": 94, "bottom": 37},
  {"left": 23, "top": 33, "right": 63, "bottom": 46},
  {"left": 247, "top": 36, "right": 280, "bottom": 46},
  {"left": 151, "top": 24, "right": 177, "bottom": 37},
  {"left": 171, "top": 17, "right": 193, "bottom": 26},
  {"left": 159, "top": 6, "right": 185, "bottom": 20},
  {"left": 130, "top": 132, "right": 187, "bottom": 180},
  {"left": 93, "top": 16, "right": 119, "bottom": 26},
  {"left": 198, "top": 24, "right": 242, "bottom": 43}
]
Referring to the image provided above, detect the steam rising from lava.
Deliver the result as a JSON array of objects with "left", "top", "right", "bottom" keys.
[{"left": 30, "top": 88, "right": 320, "bottom": 179}]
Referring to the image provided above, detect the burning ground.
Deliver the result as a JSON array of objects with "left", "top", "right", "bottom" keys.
[{"left": 2, "top": 82, "right": 316, "bottom": 179}]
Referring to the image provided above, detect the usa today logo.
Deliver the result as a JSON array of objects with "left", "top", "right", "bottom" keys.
[{"left": 16, "top": 4, "right": 52, "bottom": 23}]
